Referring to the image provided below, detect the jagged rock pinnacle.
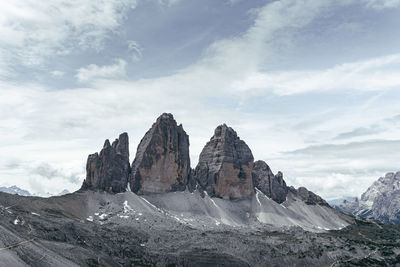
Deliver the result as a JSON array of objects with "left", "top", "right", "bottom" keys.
[{"left": 81, "top": 132, "right": 130, "bottom": 193}]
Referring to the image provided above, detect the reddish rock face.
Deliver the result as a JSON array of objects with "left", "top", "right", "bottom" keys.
[
  {"left": 130, "top": 113, "right": 190, "bottom": 194},
  {"left": 82, "top": 133, "right": 130, "bottom": 193},
  {"left": 193, "top": 124, "right": 255, "bottom": 200}
]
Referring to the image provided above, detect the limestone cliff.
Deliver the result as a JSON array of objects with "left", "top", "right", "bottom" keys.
[
  {"left": 81, "top": 133, "right": 130, "bottom": 193},
  {"left": 193, "top": 124, "right": 254, "bottom": 200},
  {"left": 130, "top": 113, "right": 190, "bottom": 194},
  {"left": 252, "top": 160, "right": 288, "bottom": 204}
]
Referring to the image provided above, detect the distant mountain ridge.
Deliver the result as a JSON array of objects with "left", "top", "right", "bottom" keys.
[
  {"left": 0, "top": 186, "right": 70, "bottom": 197},
  {"left": 0, "top": 185, "right": 31, "bottom": 196},
  {"left": 337, "top": 172, "right": 400, "bottom": 224}
]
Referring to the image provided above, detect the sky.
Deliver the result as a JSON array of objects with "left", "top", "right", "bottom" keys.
[{"left": 0, "top": 0, "right": 400, "bottom": 199}]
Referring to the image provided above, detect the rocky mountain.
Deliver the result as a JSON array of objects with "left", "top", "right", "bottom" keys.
[
  {"left": 0, "top": 185, "right": 31, "bottom": 196},
  {"left": 130, "top": 113, "right": 190, "bottom": 194},
  {"left": 337, "top": 172, "right": 400, "bottom": 224},
  {"left": 5, "top": 113, "right": 397, "bottom": 266},
  {"left": 327, "top": 196, "right": 354, "bottom": 207},
  {"left": 193, "top": 124, "right": 254, "bottom": 200},
  {"left": 75, "top": 113, "right": 343, "bottom": 230},
  {"left": 81, "top": 132, "right": 130, "bottom": 193},
  {"left": 252, "top": 160, "right": 288, "bottom": 203}
]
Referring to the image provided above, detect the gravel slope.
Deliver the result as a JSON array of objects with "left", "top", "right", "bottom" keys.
[{"left": 1, "top": 191, "right": 399, "bottom": 266}]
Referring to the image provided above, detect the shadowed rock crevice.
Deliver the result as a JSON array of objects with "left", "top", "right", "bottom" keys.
[
  {"left": 81, "top": 133, "right": 130, "bottom": 193},
  {"left": 130, "top": 113, "right": 190, "bottom": 194}
]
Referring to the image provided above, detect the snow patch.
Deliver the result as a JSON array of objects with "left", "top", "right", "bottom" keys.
[
  {"left": 209, "top": 198, "right": 218, "bottom": 208},
  {"left": 99, "top": 214, "right": 108, "bottom": 220},
  {"left": 123, "top": 200, "right": 133, "bottom": 213},
  {"left": 86, "top": 216, "right": 93, "bottom": 222},
  {"left": 31, "top": 212, "right": 40, "bottom": 216},
  {"left": 140, "top": 197, "right": 159, "bottom": 210},
  {"left": 255, "top": 189, "right": 262, "bottom": 206}
]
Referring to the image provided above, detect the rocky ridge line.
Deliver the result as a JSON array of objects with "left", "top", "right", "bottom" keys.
[{"left": 81, "top": 113, "right": 329, "bottom": 206}]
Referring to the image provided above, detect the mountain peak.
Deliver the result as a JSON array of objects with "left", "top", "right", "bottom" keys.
[
  {"left": 213, "top": 124, "right": 238, "bottom": 140},
  {"left": 130, "top": 113, "right": 190, "bottom": 194},
  {"left": 82, "top": 133, "right": 131, "bottom": 193},
  {"left": 338, "top": 170, "right": 400, "bottom": 224},
  {"left": 193, "top": 125, "right": 254, "bottom": 200}
]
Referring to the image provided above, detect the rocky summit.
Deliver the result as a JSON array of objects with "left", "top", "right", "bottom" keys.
[
  {"left": 291, "top": 186, "right": 329, "bottom": 206},
  {"left": 252, "top": 160, "right": 288, "bottom": 204},
  {"left": 130, "top": 113, "right": 191, "bottom": 194},
  {"left": 193, "top": 124, "right": 255, "bottom": 200},
  {"left": 337, "top": 171, "right": 400, "bottom": 224},
  {"left": 81, "top": 132, "right": 130, "bottom": 193}
]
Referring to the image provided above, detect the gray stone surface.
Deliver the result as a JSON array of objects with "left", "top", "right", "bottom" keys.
[
  {"left": 81, "top": 133, "right": 130, "bottom": 193},
  {"left": 252, "top": 160, "right": 288, "bottom": 204},
  {"left": 290, "top": 186, "right": 329, "bottom": 206},
  {"left": 338, "top": 171, "right": 400, "bottom": 224},
  {"left": 1, "top": 190, "right": 399, "bottom": 267},
  {"left": 130, "top": 113, "right": 190, "bottom": 194},
  {"left": 193, "top": 124, "right": 255, "bottom": 200}
]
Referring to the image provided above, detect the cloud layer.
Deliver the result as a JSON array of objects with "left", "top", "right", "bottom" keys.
[{"left": 0, "top": 0, "right": 399, "bottom": 198}]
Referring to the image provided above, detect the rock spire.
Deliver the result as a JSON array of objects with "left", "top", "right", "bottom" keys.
[
  {"left": 130, "top": 113, "right": 191, "bottom": 194},
  {"left": 81, "top": 132, "right": 130, "bottom": 193}
]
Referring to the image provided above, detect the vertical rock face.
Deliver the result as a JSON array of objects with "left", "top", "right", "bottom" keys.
[
  {"left": 130, "top": 113, "right": 190, "bottom": 194},
  {"left": 193, "top": 124, "right": 254, "bottom": 200},
  {"left": 252, "top": 160, "right": 288, "bottom": 204},
  {"left": 82, "top": 133, "right": 130, "bottom": 193}
]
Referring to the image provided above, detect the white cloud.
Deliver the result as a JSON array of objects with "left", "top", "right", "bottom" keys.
[
  {"left": 76, "top": 59, "right": 127, "bottom": 82},
  {"left": 128, "top": 40, "right": 143, "bottom": 62},
  {"left": 269, "top": 140, "right": 400, "bottom": 200},
  {"left": 0, "top": 0, "right": 138, "bottom": 73},
  {"left": 231, "top": 54, "right": 400, "bottom": 95},
  {"left": 364, "top": 0, "right": 400, "bottom": 10},
  {"left": 158, "top": 0, "right": 182, "bottom": 6},
  {"left": 50, "top": 70, "right": 65, "bottom": 77}
]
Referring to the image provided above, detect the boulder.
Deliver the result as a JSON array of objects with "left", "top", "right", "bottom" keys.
[
  {"left": 130, "top": 113, "right": 190, "bottom": 194},
  {"left": 193, "top": 124, "right": 254, "bottom": 200}
]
